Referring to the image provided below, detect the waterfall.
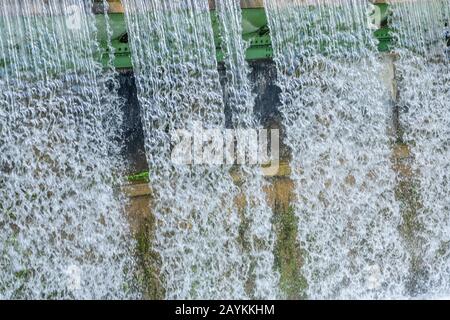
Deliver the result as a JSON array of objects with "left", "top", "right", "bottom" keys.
[
  {"left": 2, "top": 0, "right": 449, "bottom": 300},
  {"left": 264, "top": 0, "right": 408, "bottom": 299},
  {"left": 0, "top": 0, "right": 137, "bottom": 299},
  {"left": 390, "top": 0, "right": 450, "bottom": 297},
  {"left": 215, "top": 0, "right": 279, "bottom": 298},
  {"left": 122, "top": 0, "right": 248, "bottom": 299}
]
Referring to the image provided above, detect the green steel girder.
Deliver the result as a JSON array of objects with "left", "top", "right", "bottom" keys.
[
  {"left": 99, "top": 5, "right": 391, "bottom": 70},
  {"left": 0, "top": 5, "right": 391, "bottom": 71}
]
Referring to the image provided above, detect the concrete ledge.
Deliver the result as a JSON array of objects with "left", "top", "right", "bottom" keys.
[
  {"left": 123, "top": 161, "right": 291, "bottom": 198},
  {"left": 209, "top": 0, "right": 264, "bottom": 9},
  {"left": 123, "top": 143, "right": 412, "bottom": 199},
  {"left": 99, "top": 0, "right": 265, "bottom": 14}
]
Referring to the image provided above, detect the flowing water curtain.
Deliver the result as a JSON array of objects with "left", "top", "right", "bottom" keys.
[
  {"left": 264, "top": 0, "right": 408, "bottom": 299},
  {"left": 390, "top": 0, "right": 450, "bottom": 296},
  {"left": 99, "top": 0, "right": 126, "bottom": 162},
  {"left": 215, "top": 0, "right": 280, "bottom": 299},
  {"left": 123, "top": 0, "right": 249, "bottom": 299},
  {"left": 0, "top": 0, "right": 137, "bottom": 299}
]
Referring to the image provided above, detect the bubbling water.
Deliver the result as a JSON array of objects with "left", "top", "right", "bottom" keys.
[
  {"left": 215, "top": 0, "right": 279, "bottom": 299},
  {"left": 0, "top": 0, "right": 137, "bottom": 299},
  {"left": 390, "top": 0, "right": 450, "bottom": 296},
  {"left": 123, "top": 0, "right": 249, "bottom": 299},
  {"left": 264, "top": 0, "right": 409, "bottom": 299}
]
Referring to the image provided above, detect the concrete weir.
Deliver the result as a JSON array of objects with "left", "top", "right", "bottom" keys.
[{"left": 2, "top": 0, "right": 445, "bottom": 300}]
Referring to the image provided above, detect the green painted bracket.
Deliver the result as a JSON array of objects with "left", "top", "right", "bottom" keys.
[
  {"left": 372, "top": 3, "right": 392, "bottom": 52},
  {"left": 99, "top": 4, "right": 392, "bottom": 70}
]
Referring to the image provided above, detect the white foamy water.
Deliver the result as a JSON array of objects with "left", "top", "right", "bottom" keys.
[
  {"left": 390, "top": 0, "right": 450, "bottom": 296},
  {"left": 123, "top": 0, "right": 249, "bottom": 299},
  {"left": 215, "top": 0, "right": 279, "bottom": 299},
  {"left": 2, "top": 0, "right": 449, "bottom": 301},
  {"left": 264, "top": 0, "right": 409, "bottom": 299},
  {"left": 0, "top": 0, "right": 137, "bottom": 299}
]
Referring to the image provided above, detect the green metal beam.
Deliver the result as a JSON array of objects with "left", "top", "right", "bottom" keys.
[
  {"left": 99, "top": 5, "right": 392, "bottom": 70},
  {"left": 0, "top": 5, "right": 391, "bottom": 71}
]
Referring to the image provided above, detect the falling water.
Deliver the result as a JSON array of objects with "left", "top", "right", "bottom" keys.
[
  {"left": 123, "top": 0, "right": 248, "bottom": 299},
  {"left": 0, "top": 0, "right": 136, "bottom": 299},
  {"left": 215, "top": 0, "right": 279, "bottom": 298},
  {"left": 390, "top": 0, "right": 450, "bottom": 296},
  {"left": 264, "top": 0, "right": 408, "bottom": 299}
]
